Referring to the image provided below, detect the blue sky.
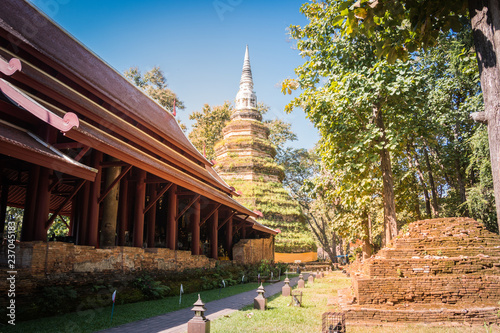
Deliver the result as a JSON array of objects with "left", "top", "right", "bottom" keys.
[{"left": 30, "top": 0, "right": 319, "bottom": 149}]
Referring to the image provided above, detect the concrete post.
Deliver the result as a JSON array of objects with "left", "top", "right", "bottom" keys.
[
  {"left": 254, "top": 283, "right": 266, "bottom": 310},
  {"left": 187, "top": 294, "right": 210, "bottom": 333}
]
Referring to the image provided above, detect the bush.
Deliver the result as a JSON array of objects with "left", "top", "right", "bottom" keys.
[{"left": 133, "top": 273, "right": 171, "bottom": 299}]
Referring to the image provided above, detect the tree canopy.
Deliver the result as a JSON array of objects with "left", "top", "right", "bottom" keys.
[{"left": 283, "top": 0, "right": 495, "bottom": 254}]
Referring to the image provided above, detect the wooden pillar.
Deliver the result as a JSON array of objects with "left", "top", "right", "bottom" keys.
[
  {"left": 225, "top": 215, "right": 233, "bottom": 258},
  {"left": 87, "top": 151, "right": 103, "bottom": 247},
  {"left": 33, "top": 167, "right": 50, "bottom": 241},
  {"left": 69, "top": 194, "right": 76, "bottom": 237},
  {"left": 191, "top": 198, "right": 201, "bottom": 255},
  {"left": 210, "top": 208, "right": 218, "bottom": 259},
  {"left": 77, "top": 181, "right": 90, "bottom": 245},
  {"left": 133, "top": 169, "right": 147, "bottom": 248},
  {"left": 241, "top": 225, "right": 247, "bottom": 239},
  {"left": 117, "top": 177, "right": 129, "bottom": 246},
  {"left": 146, "top": 184, "right": 157, "bottom": 248},
  {"left": 21, "top": 165, "right": 40, "bottom": 241},
  {"left": 167, "top": 184, "right": 178, "bottom": 250}
]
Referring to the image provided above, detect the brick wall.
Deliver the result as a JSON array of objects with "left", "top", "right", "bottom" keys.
[
  {"left": 232, "top": 238, "right": 274, "bottom": 264},
  {"left": 0, "top": 241, "right": 216, "bottom": 277},
  {"left": 355, "top": 275, "right": 500, "bottom": 305},
  {"left": 363, "top": 256, "right": 500, "bottom": 278}
]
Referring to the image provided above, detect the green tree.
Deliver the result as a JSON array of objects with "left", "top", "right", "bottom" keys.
[
  {"left": 124, "top": 66, "right": 186, "bottom": 131},
  {"left": 284, "top": 5, "right": 427, "bottom": 244},
  {"left": 323, "top": 0, "right": 500, "bottom": 233},
  {"left": 467, "top": 126, "right": 498, "bottom": 232},
  {"left": 188, "top": 102, "right": 233, "bottom": 161}
]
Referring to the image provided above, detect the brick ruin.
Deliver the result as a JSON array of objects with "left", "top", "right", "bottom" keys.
[{"left": 338, "top": 217, "right": 500, "bottom": 325}]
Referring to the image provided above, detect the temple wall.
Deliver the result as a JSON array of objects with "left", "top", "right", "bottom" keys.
[
  {"left": 0, "top": 241, "right": 216, "bottom": 277},
  {"left": 232, "top": 238, "right": 274, "bottom": 264}
]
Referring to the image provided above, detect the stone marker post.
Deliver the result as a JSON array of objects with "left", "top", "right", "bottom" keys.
[
  {"left": 308, "top": 273, "right": 314, "bottom": 285},
  {"left": 282, "top": 275, "right": 291, "bottom": 297},
  {"left": 188, "top": 294, "right": 210, "bottom": 333},
  {"left": 297, "top": 273, "right": 305, "bottom": 288},
  {"left": 254, "top": 283, "right": 266, "bottom": 310}
]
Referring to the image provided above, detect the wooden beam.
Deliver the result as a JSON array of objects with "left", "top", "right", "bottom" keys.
[
  {"left": 46, "top": 180, "right": 86, "bottom": 228},
  {"left": 177, "top": 190, "right": 195, "bottom": 196},
  {"left": 218, "top": 211, "right": 236, "bottom": 231},
  {"left": 200, "top": 203, "right": 221, "bottom": 227},
  {"left": 98, "top": 165, "right": 132, "bottom": 204},
  {"left": 74, "top": 146, "right": 91, "bottom": 162},
  {"left": 175, "top": 194, "right": 200, "bottom": 221},
  {"left": 144, "top": 182, "right": 172, "bottom": 214},
  {"left": 58, "top": 215, "right": 70, "bottom": 229}
]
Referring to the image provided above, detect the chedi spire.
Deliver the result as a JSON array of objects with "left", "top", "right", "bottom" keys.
[{"left": 233, "top": 45, "right": 260, "bottom": 120}]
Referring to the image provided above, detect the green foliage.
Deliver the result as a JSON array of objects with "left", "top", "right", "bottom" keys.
[
  {"left": 4, "top": 207, "right": 23, "bottom": 239},
  {"left": 467, "top": 126, "right": 498, "bottom": 233},
  {"left": 37, "top": 286, "right": 78, "bottom": 315},
  {"left": 133, "top": 273, "right": 171, "bottom": 299},
  {"left": 284, "top": 1, "right": 491, "bottom": 248},
  {"left": 47, "top": 215, "right": 70, "bottom": 240},
  {"left": 124, "top": 66, "right": 186, "bottom": 130},
  {"left": 189, "top": 102, "right": 232, "bottom": 160}
]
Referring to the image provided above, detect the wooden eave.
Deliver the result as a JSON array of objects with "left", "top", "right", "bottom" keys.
[
  {"left": 0, "top": 0, "right": 213, "bottom": 171},
  {"left": 0, "top": 120, "right": 97, "bottom": 182},
  {"left": 0, "top": 53, "right": 233, "bottom": 195}
]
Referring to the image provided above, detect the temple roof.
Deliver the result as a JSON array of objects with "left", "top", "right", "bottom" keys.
[{"left": 0, "top": 0, "right": 263, "bottom": 220}]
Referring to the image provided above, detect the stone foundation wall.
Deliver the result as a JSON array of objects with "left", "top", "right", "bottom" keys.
[
  {"left": 378, "top": 247, "right": 500, "bottom": 259},
  {"left": 232, "top": 238, "right": 274, "bottom": 264},
  {"left": 363, "top": 256, "right": 500, "bottom": 278},
  {"left": 0, "top": 241, "right": 216, "bottom": 277},
  {"left": 354, "top": 275, "right": 500, "bottom": 305},
  {"left": 344, "top": 306, "right": 500, "bottom": 324}
]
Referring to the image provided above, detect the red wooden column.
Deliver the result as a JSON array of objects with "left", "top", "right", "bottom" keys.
[
  {"left": 33, "top": 167, "right": 51, "bottom": 241},
  {"left": 77, "top": 181, "right": 90, "bottom": 245},
  {"left": 133, "top": 169, "right": 147, "bottom": 248},
  {"left": 117, "top": 177, "right": 129, "bottom": 246},
  {"left": 21, "top": 165, "right": 39, "bottom": 241},
  {"left": 167, "top": 184, "right": 178, "bottom": 250},
  {"left": 210, "top": 208, "right": 218, "bottom": 259},
  {"left": 87, "top": 151, "right": 103, "bottom": 247},
  {"left": 225, "top": 215, "right": 233, "bottom": 258},
  {"left": 69, "top": 194, "right": 76, "bottom": 237},
  {"left": 146, "top": 184, "right": 157, "bottom": 248},
  {"left": 191, "top": 198, "right": 201, "bottom": 255}
]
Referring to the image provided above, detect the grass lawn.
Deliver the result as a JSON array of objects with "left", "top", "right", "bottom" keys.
[
  {"left": 1, "top": 280, "right": 274, "bottom": 333},
  {"left": 210, "top": 271, "right": 500, "bottom": 333}
]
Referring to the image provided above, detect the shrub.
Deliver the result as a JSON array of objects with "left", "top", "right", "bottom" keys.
[{"left": 133, "top": 273, "right": 171, "bottom": 299}]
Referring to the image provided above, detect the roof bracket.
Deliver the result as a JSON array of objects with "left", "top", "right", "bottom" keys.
[
  {"left": 0, "top": 57, "right": 21, "bottom": 76},
  {"left": 0, "top": 79, "right": 79, "bottom": 132}
]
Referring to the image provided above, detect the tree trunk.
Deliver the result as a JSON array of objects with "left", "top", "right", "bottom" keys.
[
  {"left": 332, "top": 232, "right": 338, "bottom": 263},
  {"left": 469, "top": 0, "right": 500, "bottom": 233},
  {"left": 375, "top": 105, "right": 398, "bottom": 243},
  {"left": 361, "top": 209, "right": 373, "bottom": 260},
  {"left": 423, "top": 148, "right": 439, "bottom": 217}
]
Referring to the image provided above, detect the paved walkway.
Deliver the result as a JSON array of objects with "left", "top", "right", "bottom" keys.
[{"left": 97, "top": 275, "right": 305, "bottom": 333}]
